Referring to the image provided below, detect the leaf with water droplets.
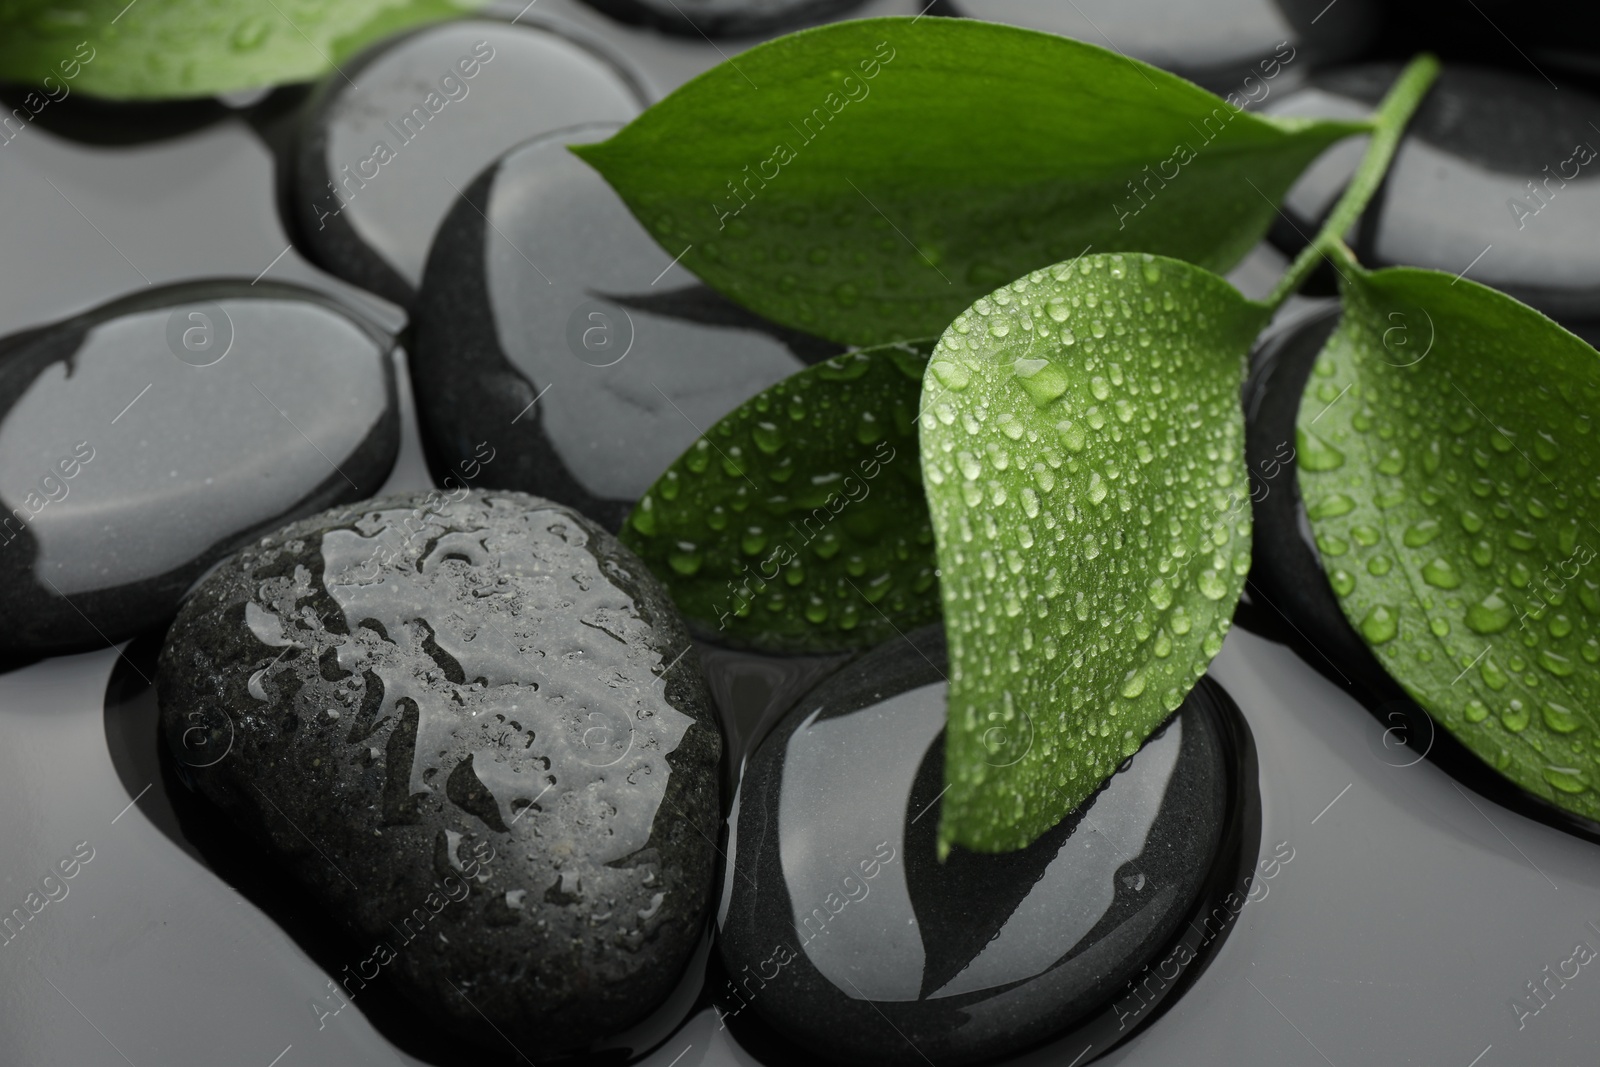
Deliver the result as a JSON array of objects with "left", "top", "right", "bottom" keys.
[
  {"left": 620, "top": 341, "right": 938, "bottom": 653},
  {"left": 1300, "top": 261, "right": 1600, "bottom": 819},
  {"left": 574, "top": 17, "right": 1365, "bottom": 347},
  {"left": 927, "top": 253, "right": 1268, "bottom": 853},
  {"left": 0, "top": 0, "right": 479, "bottom": 100}
]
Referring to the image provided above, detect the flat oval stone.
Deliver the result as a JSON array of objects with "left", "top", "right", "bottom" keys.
[
  {"left": 156, "top": 490, "right": 722, "bottom": 1057},
  {"left": 715, "top": 627, "right": 1243, "bottom": 1066},
  {"left": 1267, "top": 64, "right": 1600, "bottom": 321},
  {"left": 410, "top": 124, "right": 840, "bottom": 532},
  {"left": 932, "top": 0, "right": 1377, "bottom": 92},
  {"left": 289, "top": 16, "right": 649, "bottom": 306},
  {"left": 576, "top": 0, "right": 866, "bottom": 37},
  {"left": 0, "top": 281, "right": 397, "bottom": 655}
]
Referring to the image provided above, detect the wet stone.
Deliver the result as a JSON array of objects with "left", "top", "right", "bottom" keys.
[
  {"left": 576, "top": 0, "right": 867, "bottom": 38},
  {"left": 0, "top": 281, "right": 397, "bottom": 656},
  {"left": 931, "top": 0, "right": 1378, "bottom": 93},
  {"left": 1268, "top": 64, "right": 1600, "bottom": 322},
  {"left": 715, "top": 627, "right": 1233, "bottom": 1066},
  {"left": 290, "top": 16, "right": 648, "bottom": 306},
  {"left": 410, "top": 124, "right": 840, "bottom": 533},
  {"left": 156, "top": 490, "right": 722, "bottom": 1057}
]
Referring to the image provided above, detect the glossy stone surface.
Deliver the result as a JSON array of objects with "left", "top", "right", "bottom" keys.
[
  {"left": 0, "top": 281, "right": 397, "bottom": 656},
  {"left": 156, "top": 490, "right": 722, "bottom": 1058},
  {"left": 1268, "top": 64, "right": 1600, "bottom": 321},
  {"left": 716, "top": 627, "right": 1233, "bottom": 1066},
  {"left": 411, "top": 124, "right": 840, "bottom": 532},
  {"left": 577, "top": 0, "right": 866, "bottom": 37},
  {"left": 932, "top": 0, "right": 1376, "bottom": 92},
  {"left": 289, "top": 16, "right": 648, "bottom": 306}
]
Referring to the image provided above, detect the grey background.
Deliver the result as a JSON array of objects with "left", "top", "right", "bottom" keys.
[{"left": 5, "top": 2, "right": 1599, "bottom": 1064}]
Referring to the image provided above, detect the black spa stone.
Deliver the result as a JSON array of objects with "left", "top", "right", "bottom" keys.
[
  {"left": 575, "top": 0, "right": 866, "bottom": 38},
  {"left": 714, "top": 626, "right": 1232, "bottom": 1066},
  {"left": 1266, "top": 64, "right": 1600, "bottom": 322},
  {"left": 288, "top": 15, "right": 649, "bottom": 307},
  {"left": 156, "top": 490, "right": 722, "bottom": 1058},
  {"left": 410, "top": 124, "right": 840, "bottom": 533},
  {"left": 930, "top": 0, "right": 1378, "bottom": 93},
  {"left": 0, "top": 281, "right": 397, "bottom": 656}
]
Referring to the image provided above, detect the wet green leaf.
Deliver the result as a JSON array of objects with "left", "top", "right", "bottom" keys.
[
  {"left": 620, "top": 341, "right": 938, "bottom": 654},
  {"left": 1300, "top": 261, "right": 1600, "bottom": 819},
  {"left": 926, "top": 253, "right": 1268, "bottom": 853},
  {"left": 0, "top": 0, "right": 479, "bottom": 100},
  {"left": 575, "top": 17, "right": 1365, "bottom": 346}
]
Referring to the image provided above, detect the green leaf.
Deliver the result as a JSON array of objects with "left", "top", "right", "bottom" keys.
[
  {"left": 1299, "top": 260, "right": 1600, "bottom": 817},
  {"left": 0, "top": 0, "right": 479, "bottom": 100},
  {"left": 620, "top": 341, "right": 938, "bottom": 654},
  {"left": 574, "top": 17, "right": 1365, "bottom": 347},
  {"left": 925, "top": 253, "right": 1269, "bottom": 854}
]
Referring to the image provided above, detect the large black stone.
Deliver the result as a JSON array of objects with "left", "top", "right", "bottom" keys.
[
  {"left": 156, "top": 490, "right": 723, "bottom": 1058},
  {"left": 0, "top": 281, "right": 397, "bottom": 656},
  {"left": 575, "top": 0, "right": 866, "bottom": 38},
  {"left": 410, "top": 124, "right": 840, "bottom": 533},
  {"left": 715, "top": 626, "right": 1246, "bottom": 1066},
  {"left": 1267, "top": 64, "right": 1600, "bottom": 322},
  {"left": 287, "top": 15, "right": 649, "bottom": 307},
  {"left": 930, "top": 0, "right": 1377, "bottom": 93}
]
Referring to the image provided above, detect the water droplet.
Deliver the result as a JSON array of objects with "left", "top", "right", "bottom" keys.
[
  {"left": 929, "top": 360, "right": 970, "bottom": 391},
  {"left": 1543, "top": 701, "right": 1582, "bottom": 733},
  {"left": 1329, "top": 569, "right": 1355, "bottom": 596},
  {"left": 1501, "top": 699, "right": 1530, "bottom": 732},
  {"left": 1013, "top": 359, "right": 1069, "bottom": 406},
  {"left": 1543, "top": 765, "right": 1590, "bottom": 794},
  {"left": 1307, "top": 494, "right": 1356, "bottom": 520},
  {"left": 1360, "top": 604, "right": 1399, "bottom": 644},
  {"left": 1464, "top": 699, "right": 1490, "bottom": 723},
  {"left": 1508, "top": 529, "right": 1538, "bottom": 552},
  {"left": 668, "top": 543, "right": 702, "bottom": 576},
  {"left": 1121, "top": 670, "right": 1147, "bottom": 699},
  {"left": 232, "top": 16, "right": 272, "bottom": 51},
  {"left": 1297, "top": 431, "right": 1346, "bottom": 472},
  {"left": 752, "top": 421, "right": 785, "bottom": 454},
  {"left": 1466, "top": 592, "right": 1513, "bottom": 634},
  {"left": 1198, "top": 570, "right": 1227, "bottom": 600},
  {"left": 1539, "top": 649, "right": 1576, "bottom": 677},
  {"left": 1057, "top": 419, "right": 1087, "bottom": 452},
  {"left": 1403, "top": 519, "right": 1442, "bottom": 547},
  {"left": 1422, "top": 558, "right": 1461, "bottom": 589},
  {"left": 630, "top": 496, "right": 657, "bottom": 536}
]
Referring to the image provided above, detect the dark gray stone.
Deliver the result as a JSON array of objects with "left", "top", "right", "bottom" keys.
[
  {"left": 575, "top": 0, "right": 866, "bottom": 38},
  {"left": 156, "top": 489, "right": 722, "bottom": 1058},
  {"left": 715, "top": 627, "right": 1234, "bottom": 1066},
  {"left": 932, "top": 0, "right": 1377, "bottom": 93},
  {"left": 289, "top": 15, "right": 649, "bottom": 306},
  {"left": 0, "top": 281, "right": 397, "bottom": 656},
  {"left": 1267, "top": 64, "right": 1600, "bottom": 321},
  {"left": 410, "top": 125, "right": 840, "bottom": 533}
]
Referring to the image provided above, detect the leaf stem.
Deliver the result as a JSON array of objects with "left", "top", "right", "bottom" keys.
[{"left": 1265, "top": 53, "right": 1441, "bottom": 311}]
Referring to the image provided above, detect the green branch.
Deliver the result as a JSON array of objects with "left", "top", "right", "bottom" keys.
[{"left": 1267, "top": 53, "right": 1441, "bottom": 311}]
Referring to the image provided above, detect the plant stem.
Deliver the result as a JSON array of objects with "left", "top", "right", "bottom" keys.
[{"left": 1265, "top": 53, "right": 1441, "bottom": 312}]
